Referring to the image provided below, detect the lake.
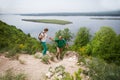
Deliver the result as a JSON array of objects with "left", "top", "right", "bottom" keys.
[{"left": 0, "top": 15, "right": 120, "bottom": 41}]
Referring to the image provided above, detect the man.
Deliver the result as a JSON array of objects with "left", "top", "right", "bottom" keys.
[
  {"left": 39, "top": 28, "right": 48, "bottom": 55},
  {"left": 49, "top": 36, "right": 68, "bottom": 60}
]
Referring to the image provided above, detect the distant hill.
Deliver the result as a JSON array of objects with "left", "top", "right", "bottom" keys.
[{"left": 19, "top": 11, "right": 120, "bottom": 16}]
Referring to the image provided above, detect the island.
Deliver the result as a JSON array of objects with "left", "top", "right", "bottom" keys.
[{"left": 22, "top": 19, "right": 72, "bottom": 25}]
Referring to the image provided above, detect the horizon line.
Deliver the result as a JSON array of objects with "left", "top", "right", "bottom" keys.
[{"left": 0, "top": 10, "right": 120, "bottom": 14}]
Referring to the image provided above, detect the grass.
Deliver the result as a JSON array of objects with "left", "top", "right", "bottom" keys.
[
  {"left": 22, "top": 19, "right": 72, "bottom": 25},
  {"left": 0, "top": 69, "right": 26, "bottom": 80},
  {"left": 34, "top": 53, "right": 42, "bottom": 59},
  {"left": 41, "top": 55, "right": 50, "bottom": 64}
]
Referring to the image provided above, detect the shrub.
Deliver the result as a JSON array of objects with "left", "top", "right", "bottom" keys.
[
  {"left": 90, "top": 26, "right": 120, "bottom": 64},
  {"left": 74, "top": 27, "right": 91, "bottom": 49},
  {"left": 41, "top": 55, "right": 50, "bottom": 64},
  {"left": 86, "top": 58, "right": 120, "bottom": 80},
  {"left": 0, "top": 20, "right": 42, "bottom": 55},
  {"left": 47, "top": 43, "right": 57, "bottom": 53},
  {"left": 0, "top": 69, "right": 26, "bottom": 80},
  {"left": 43, "top": 65, "right": 82, "bottom": 80}
]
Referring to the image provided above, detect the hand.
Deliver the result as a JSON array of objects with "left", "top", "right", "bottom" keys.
[
  {"left": 49, "top": 37, "right": 53, "bottom": 40},
  {"left": 65, "top": 45, "right": 68, "bottom": 49}
]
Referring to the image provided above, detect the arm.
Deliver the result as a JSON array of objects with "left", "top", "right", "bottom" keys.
[
  {"left": 65, "top": 42, "right": 69, "bottom": 48},
  {"left": 63, "top": 39, "right": 68, "bottom": 48},
  {"left": 49, "top": 37, "right": 54, "bottom": 41}
]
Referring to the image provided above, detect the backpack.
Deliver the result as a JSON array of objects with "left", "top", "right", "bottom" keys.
[{"left": 38, "top": 32, "right": 44, "bottom": 41}]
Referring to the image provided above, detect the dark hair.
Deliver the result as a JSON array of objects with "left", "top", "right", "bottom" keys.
[{"left": 44, "top": 28, "right": 48, "bottom": 31}]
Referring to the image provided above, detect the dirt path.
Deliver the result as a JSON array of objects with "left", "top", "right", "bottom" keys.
[{"left": 0, "top": 53, "right": 79, "bottom": 80}]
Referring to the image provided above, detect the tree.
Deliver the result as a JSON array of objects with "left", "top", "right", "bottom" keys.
[
  {"left": 55, "top": 30, "right": 62, "bottom": 38},
  {"left": 55, "top": 28, "right": 73, "bottom": 42},
  {"left": 91, "top": 26, "right": 117, "bottom": 61},
  {"left": 114, "top": 34, "right": 120, "bottom": 64},
  {"left": 74, "top": 27, "right": 91, "bottom": 47},
  {"left": 115, "top": 34, "right": 120, "bottom": 54}
]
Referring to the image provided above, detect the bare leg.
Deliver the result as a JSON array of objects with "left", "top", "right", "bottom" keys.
[
  {"left": 56, "top": 47, "right": 60, "bottom": 59},
  {"left": 59, "top": 48, "right": 63, "bottom": 60}
]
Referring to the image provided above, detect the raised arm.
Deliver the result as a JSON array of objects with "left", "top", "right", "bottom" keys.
[{"left": 49, "top": 37, "right": 54, "bottom": 41}]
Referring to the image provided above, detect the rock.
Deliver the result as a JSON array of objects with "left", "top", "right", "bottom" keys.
[
  {"left": 64, "top": 51, "right": 78, "bottom": 58},
  {"left": 34, "top": 52, "right": 42, "bottom": 59},
  {"left": 57, "top": 75, "right": 63, "bottom": 79},
  {"left": 46, "top": 71, "right": 53, "bottom": 79},
  {"left": 67, "top": 55, "right": 77, "bottom": 62}
]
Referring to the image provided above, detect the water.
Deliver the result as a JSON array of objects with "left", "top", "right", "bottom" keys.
[{"left": 0, "top": 15, "right": 120, "bottom": 40}]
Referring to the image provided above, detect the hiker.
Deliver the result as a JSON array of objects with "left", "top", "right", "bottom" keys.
[
  {"left": 38, "top": 28, "right": 49, "bottom": 56},
  {"left": 49, "top": 36, "right": 68, "bottom": 60}
]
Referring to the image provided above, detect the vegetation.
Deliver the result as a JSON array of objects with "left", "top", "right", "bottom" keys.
[
  {"left": 48, "top": 28, "right": 73, "bottom": 58},
  {"left": 83, "top": 27, "right": 120, "bottom": 64},
  {"left": 1, "top": 20, "right": 120, "bottom": 80},
  {"left": 0, "top": 20, "right": 42, "bottom": 56},
  {"left": 55, "top": 28, "right": 73, "bottom": 42},
  {"left": 91, "top": 27, "right": 117, "bottom": 58},
  {"left": 0, "top": 69, "right": 26, "bottom": 80},
  {"left": 86, "top": 58, "right": 120, "bottom": 80},
  {"left": 73, "top": 26, "right": 120, "bottom": 79},
  {"left": 73, "top": 27, "right": 91, "bottom": 51},
  {"left": 44, "top": 65, "right": 82, "bottom": 80},
  {"left": 22, "top": 19, "right": 72, "bottom": 25},
  {"left": 41, "top": 55, "right": 51, "bottom": 64},
  {"left": 71, "top": 26, "right": 120, "bottom": 65}
]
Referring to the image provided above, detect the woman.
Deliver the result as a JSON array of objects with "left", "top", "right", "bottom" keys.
[{"left": 39, "top": 28, "right": 49, "bottom": 55}]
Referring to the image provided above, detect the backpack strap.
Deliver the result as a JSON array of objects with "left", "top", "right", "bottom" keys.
[{"left": 38, "top": 32, "right": 44, "bottom": 40}]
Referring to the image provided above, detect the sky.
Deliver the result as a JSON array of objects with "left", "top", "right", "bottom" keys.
[{"left": 0, "top": 0, "right": 120, "bottom": 13}]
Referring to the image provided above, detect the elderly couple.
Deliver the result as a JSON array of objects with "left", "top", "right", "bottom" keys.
[{"left": 38, "top": 28, "right": 68, "bottom": 60}]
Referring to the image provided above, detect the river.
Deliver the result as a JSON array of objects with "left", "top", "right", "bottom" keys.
[{"left": 0, "top": 15, "right": 120, "bottom": 40}]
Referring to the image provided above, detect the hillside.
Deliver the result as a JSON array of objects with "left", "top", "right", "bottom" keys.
[
  {"left": 0, "top": 20, "right": 42, "bottom": 56},
  {"left": 0, "top": 20, "right": 120, "bottom": 80},
  {"left": 0, "top": 52, "right": 84, "bottom": 80}
]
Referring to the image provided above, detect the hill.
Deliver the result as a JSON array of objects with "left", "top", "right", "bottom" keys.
[
  {"left": 0, "top": 20, "right": 42, "bottom": 56},
  {"left": 0, "top": 52, "right": 82, "bottom": 80}
]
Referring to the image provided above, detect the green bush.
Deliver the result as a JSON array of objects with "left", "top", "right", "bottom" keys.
[
  {"left": 89, "top": 27, "right": 120, "bottom": 63},
  {"left": 86, "top": 58, "right": 120, "bottom": 80},
  {"left": 0, "top": 20, "right": 42, "bottom": 55},
  {"left": 76, "top": 26, "right": 120, "bottom": 65},
  {"left": 74, "top": 27, "right": 91, "bottom": 49},
  {"left": 47, "top": 43, "right": 57, "bottom": 53},
  {"left": 72, "top": 27, "right": 91, "bottom": 53},
  {"left": 41, "top": 55, "right": 50, "bottom": 64}
]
